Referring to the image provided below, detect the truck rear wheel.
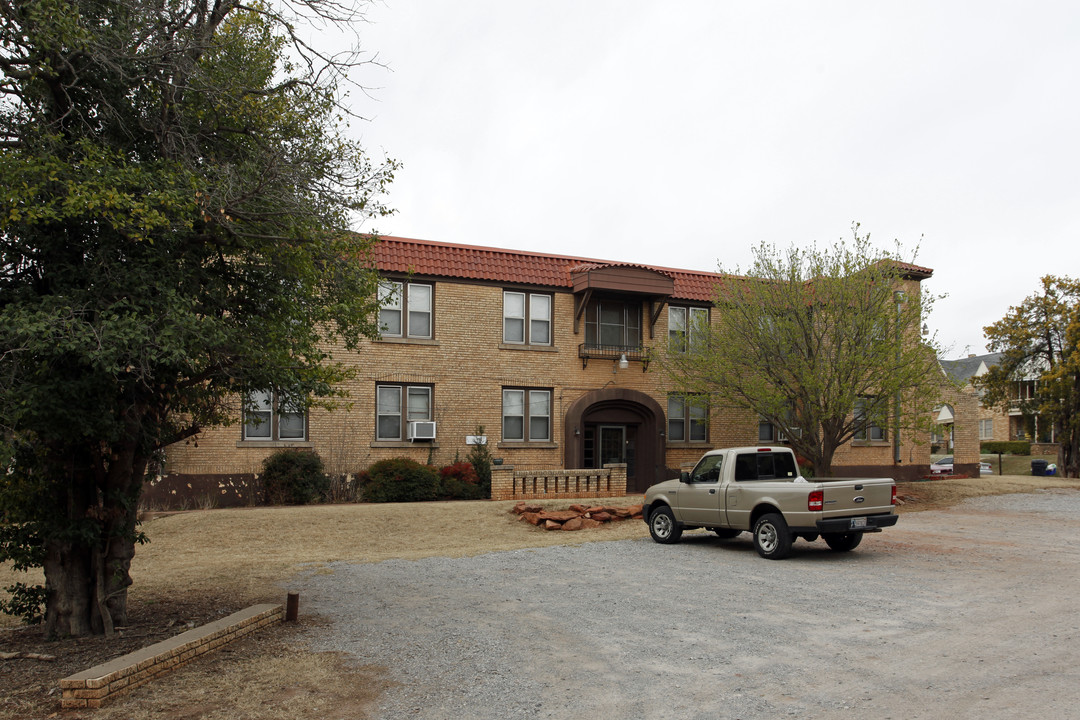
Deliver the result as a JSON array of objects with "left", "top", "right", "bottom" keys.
[
  {"left": 648, "top": 506, "right": 683, "bottom": 544},
  {"left": 753, "top": 513, "right": 793, "bottom": 559},
  {"left": 823, "top": 532, "right": 863, "bottom": 552}
]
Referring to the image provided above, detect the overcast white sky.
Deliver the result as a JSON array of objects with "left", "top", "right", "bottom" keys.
[{"left": 338, "top": 1, "right": 1080, "bottom": 358}]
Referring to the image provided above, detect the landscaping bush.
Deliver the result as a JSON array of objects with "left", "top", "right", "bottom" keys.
[
  {"left": 981, "top": 441, "right": 1031, "bottom": 456},
  {"left": 359, "top": 458, "right": 440, "bottom": 503},
  {"left": 439, "top": 461, "right": 486, "bottom": 500},
  {"left": 465, "top": 425, "right": 493, "bottom": 497},
  {"left": 260, "top": 449, "right": 330, "bottom": 505}
]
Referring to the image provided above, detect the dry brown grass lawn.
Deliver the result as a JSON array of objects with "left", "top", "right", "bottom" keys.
[{"left": 3, "top": 476, "right": 1080, "bottom": 719}]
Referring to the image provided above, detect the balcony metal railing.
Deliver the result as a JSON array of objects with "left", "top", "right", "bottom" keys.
[{"left": 578, "top": 343, "right": 650, "bottom": 371}]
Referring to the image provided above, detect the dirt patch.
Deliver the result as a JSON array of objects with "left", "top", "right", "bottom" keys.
[{"left": 894, "top": 474, "right": 1079, "bottom": 512}]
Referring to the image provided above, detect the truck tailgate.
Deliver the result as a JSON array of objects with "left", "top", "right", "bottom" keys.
[{"left": 820, "top": 478, "right": 894, "bottom": 518}]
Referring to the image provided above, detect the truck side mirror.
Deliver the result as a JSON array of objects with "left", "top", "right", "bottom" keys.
[{"left": 680, "top": 471, "right": 691, "bottom": 483}]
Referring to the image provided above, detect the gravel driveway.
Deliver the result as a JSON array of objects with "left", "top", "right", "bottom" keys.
[{"left": 297, "top": 490, "right": 1080, "bottom": 719}]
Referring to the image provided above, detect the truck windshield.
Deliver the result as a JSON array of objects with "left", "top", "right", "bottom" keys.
[{"left": 735, "top": 452, "right": 798, "bottom": 481}]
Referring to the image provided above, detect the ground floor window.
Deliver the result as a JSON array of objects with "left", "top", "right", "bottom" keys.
[
  {"left": 377, "top": 384, "right": 433, "bottom": 441},
  {"left": 668, "top": 395, "right": 707, "bottom": 442},
  {"left": 502, "top": 388, "right": 551, "bottom": 442},
  {"left": 243, "top": 389, "right": 306, "bottom": 441},
  {"left": 853, "top": 397, "right": 886, "bottom": 442},
  {"left": 979, "top": 418, "right": 993, "bottom": 440}
]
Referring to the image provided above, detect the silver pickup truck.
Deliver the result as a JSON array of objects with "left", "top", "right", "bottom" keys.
[{"left": 642, "top": 446, "right": 898, "bottom": 559}]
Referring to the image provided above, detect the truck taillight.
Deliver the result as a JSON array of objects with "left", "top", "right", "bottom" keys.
[
  {"left": 808, "top": 490, "right": 823, "bottom": 512},
  {"left": 892, "top": 485, "right": 897, "bottom": 505}
]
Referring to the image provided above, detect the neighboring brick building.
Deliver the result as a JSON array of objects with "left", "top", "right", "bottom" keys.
[
  {"left": 156, "top": 237, "right": 939, "bottom": 506},
  {"left": 941, "top": 352, "right": 1058, "bottom": 454}
]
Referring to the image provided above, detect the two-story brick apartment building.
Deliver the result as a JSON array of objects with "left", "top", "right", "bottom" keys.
[{"left": 156, "top": 236, "right": 937, "bottom": 506}]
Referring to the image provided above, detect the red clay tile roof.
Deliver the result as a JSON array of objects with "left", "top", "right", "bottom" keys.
[
  {"left": 893, "top": 261, "right": 934, "bottom": 279},
  {"left": 370, "top": 235, "right": 728, "bottom": 302},
  {"left": 368, "top": 236, "right": 933, "bottom": 301}
]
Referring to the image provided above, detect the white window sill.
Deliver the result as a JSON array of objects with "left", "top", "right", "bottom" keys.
[{"left": 236, "top": 440, "right": 314, "bottom": 448}]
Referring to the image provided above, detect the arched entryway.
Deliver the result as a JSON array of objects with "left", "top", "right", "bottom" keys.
[{"left": 564, "top": 388, "right": 666, "bottom": 494}]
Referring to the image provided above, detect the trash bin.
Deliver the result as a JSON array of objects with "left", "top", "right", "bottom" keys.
[{"left": 1031, "top": 459, "right": 1048, "bottom": 476}]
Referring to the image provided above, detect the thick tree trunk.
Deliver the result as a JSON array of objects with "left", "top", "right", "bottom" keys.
[
  {"left": 40, "top": 443, "right": 146, "bottom": 639},
  {"left": 43, "top": 539, "right": 95, "bottom": 638}
]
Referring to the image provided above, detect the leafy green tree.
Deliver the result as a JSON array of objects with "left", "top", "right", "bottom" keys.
[
  {"left": 975, "top": 276, "right": 1080, "bottom": 477},
  {"left": 0, "top": 0, "right": 396, "bottom": 637},
  {"left": 663, "top": 227, "right": 944, "bottom": 476}
]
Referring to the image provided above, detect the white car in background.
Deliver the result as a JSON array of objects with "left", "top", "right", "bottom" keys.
[{"left": 931, "top": 456, "right": 993, "bottom": 475}]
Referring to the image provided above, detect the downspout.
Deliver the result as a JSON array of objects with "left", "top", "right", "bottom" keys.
[{"left": 894, "top": 291, "right": 905, "bottom": 464}]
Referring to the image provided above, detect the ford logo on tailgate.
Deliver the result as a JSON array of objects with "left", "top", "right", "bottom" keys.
[{"left": 853, "top": 496, "right": 865, "bottom": 503}]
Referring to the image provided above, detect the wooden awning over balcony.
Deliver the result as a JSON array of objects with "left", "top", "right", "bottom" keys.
[{"left": 570, "top": 263, "right": 675, "bottom": 337}]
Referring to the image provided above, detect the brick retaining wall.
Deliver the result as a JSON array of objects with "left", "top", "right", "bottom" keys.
[{"left": 60, "top": 603, "right": 284, "bottom": 708}]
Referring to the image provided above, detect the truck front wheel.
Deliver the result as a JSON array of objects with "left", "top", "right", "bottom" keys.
[
  {"left": 648, "top": 506, "right": 683, "bottom": 544},
  {"left": 753, "top": 513, "right": 793, "bottom": 559},
  {"left": 823, "top": 532, "right": 863, "bottom": 552}
]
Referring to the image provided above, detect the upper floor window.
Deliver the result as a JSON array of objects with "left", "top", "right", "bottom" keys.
[
  {"left": 668, "top": 306, "right": 708, "bottom": 352},
  {"left": 503, "top": 388, "right": 551, "bottom": 442},
  {"left": 243, "top": 389, "right": 306, "bottom": 441},
  {"left": 376, "top": 383, "right": 432, "bottom": 441},
  {"left": 853, "top": 397, "right": 886, "bottom": 442},
  {"left": 584, "top": 299, "right": 641, "bottom": 350},
  {"left": 668, "top": 394, "right": 707, "bottom": 442},
  {"left": 503, "top": 291, "right": 552, "bottom": 345},
  {"left": 379, "top": 281, "right": 433, "bottom": 339}
]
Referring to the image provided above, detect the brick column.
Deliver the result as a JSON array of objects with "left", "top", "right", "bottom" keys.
[
  {"left": 491, "top": 465, "right": 515, "bottom": 501},
  {"left": 602, "top": 463, "right": 628, "bottom": 496}
]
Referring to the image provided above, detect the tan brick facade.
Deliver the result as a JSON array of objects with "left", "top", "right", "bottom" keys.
[{"left": 158, "top": 241, "right": 943, "bottom": 504}]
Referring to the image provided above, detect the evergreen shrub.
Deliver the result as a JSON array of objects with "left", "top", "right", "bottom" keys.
[
  {"left": 359, "top": 458, "right": 440, "bottom": 503},
  {"left": 261, "top": 449, "right": 329, "bottom": 505}
]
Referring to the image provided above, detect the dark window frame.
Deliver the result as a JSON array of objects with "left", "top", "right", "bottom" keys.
[
  {"left": 376, "top": 382, "right": 434, "bottom": 441},
  {"left": 242, "top": 389, "right": 307, "bottom": 441},
  {"left": 503, "top": 290, "right": 553, "bottom": 346},
  {"left": 853, "top": 396, "right": 887, "bottom": 442},
  {"left": 378, "top": 280, "right": 434, "bottom": 339},
  {"left": 584, "top": 297, "right": 642, "bottom": 351},
  {"left": 502, "top": 387, "right": 552, "bottom": 442},
  {"left": 668, "top": 394, "right": 708, "bottom": 443},
  {"left": 668, "top": 305, "right": 709, "bottom": 353}
]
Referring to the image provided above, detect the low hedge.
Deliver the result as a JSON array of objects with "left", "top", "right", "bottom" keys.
[
  {"left": 261, "top": 449, "right": 330, "bottom": 505},
  {"left": 358, "top": 458, "right": 441, "bottom": 503},
  {"left": 358, "top": 458, "right": 490, "bottom": 502},
  {"left": 981, "top": 441, "right": 1031, "bottom": 456}
]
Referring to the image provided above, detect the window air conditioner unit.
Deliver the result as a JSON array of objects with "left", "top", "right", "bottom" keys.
[
  {"left": 407, "top": 421, "right": 437, "bottom": 441},
  {"left": 778, "top": 427, "right": 802, "bottom": 442}
]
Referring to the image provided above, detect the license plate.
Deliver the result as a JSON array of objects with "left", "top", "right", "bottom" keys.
[{"left": 850, "top": 517, "right": 867, "bottom": 529}]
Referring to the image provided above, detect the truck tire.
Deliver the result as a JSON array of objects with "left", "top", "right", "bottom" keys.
[
  {"left": 752, "top": 513, "right": 793, "bottom": 559},
  {"left": 711, "top": 528, "right": 741, "bottom": 539},
  {"left": 648, "top": 506, "right": 683, "bottom": 544},
  {"left": 823, "top": 532, "right": 863, "bottom": 552}
]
